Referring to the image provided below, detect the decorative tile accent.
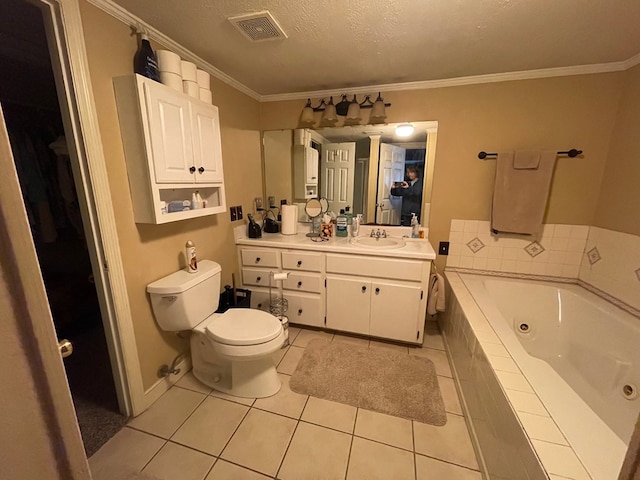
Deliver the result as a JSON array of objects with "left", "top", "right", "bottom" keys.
[
  {"left": 524, "top": 241, "right": 545, "bottom": 258},
  {"left": 586, "top": 247, "right": 601, "bottom": 265},
  {"left": 466, "top": 237, "right": 485, "bottom": 253}
]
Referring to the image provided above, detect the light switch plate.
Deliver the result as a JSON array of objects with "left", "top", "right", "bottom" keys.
[
  {"left": 230, "top": 206, "right": 238, "bottom": 221},
  {"left": 237, "top": 205, "right": 243, "bottom": 220}
]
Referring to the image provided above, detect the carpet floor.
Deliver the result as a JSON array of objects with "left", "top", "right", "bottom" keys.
[{"left": 290, "top": 339, "right": 447, "bottom": 426}]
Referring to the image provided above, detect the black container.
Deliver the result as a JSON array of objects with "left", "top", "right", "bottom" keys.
[
  {"left": 247, "top": 214, "right": 262, "bottom": 238},
  {"left": 216, "top": 285, "right": 252, "bottom": 313},
  {"left": 134, "top": 33, "right": 160, "bottom": 82}
]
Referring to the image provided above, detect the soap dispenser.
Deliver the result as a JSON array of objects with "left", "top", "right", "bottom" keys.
[{"left": 411, "top": 213, "right": 420, "bottom": 238}]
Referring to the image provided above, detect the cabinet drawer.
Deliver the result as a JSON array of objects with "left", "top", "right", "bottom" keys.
[
  {"left": 282, "top": 292, "right": 322, "bottom": 328},
  {"left": 283, "top": 272, "right": 322, "bottom": 293},
  {"left": 249, "top": 288, "right": 272, "bottom": 313},
  {"left": 241, "top": 268, "right": 271, "bottom": 287},
  {"left": 282, "top": 251, "right": 322, "bottom": 272},
  {"left": 326, "top": 254, "right": 425, "bottom": 282},
  {"left": 241, "top": 248, "right": 279, "bottom": 268}
]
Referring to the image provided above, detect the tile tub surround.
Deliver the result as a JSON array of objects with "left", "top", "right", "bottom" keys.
[
  {"left": 446, "top": 219, "right": 588, "bottom": 278},
  {"left": 442, "top": 271, "right": 637, "bottom": 480},
  {"left": 579, "top": 227, "right": 640, "bottom": 312},
  {"left": 90, "top": 325, "right": 481, "bottom": 480}
]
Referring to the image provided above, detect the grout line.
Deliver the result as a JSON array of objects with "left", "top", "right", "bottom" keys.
[
  {"left": 412, "top": 420, "right": 418, "bottom": 480},
  {"left": 273, "top": 396, "right": 307, "bottom": 480},
  {"left": 343, "top": 427, "right": 355, "bottom": 480},
  {"left": 415, "top": 452, "right": 483, "bottom": 473}
]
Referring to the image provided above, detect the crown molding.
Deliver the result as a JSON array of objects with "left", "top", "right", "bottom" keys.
[
  {"left": 260, "top": 60, "right": 634, "bottom": 102},
  {"left": 85, "top": 0, "right": 261, "bottom": 101}
]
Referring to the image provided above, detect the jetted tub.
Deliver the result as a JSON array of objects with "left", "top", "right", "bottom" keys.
[{"left": 444, "top": 271, "right": 640, "bottom": 480}]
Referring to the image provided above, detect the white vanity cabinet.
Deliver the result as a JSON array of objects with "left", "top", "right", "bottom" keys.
[
  {"left": 325, "top": 254, "right": 429, "bottom": 343},
  {"left": 113, "top": 74, "right": 225, "bottom": 223}
]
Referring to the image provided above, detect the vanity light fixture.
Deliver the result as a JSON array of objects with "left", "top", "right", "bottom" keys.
[
  {"left": 299, "top": 93, "right": 391, "bottom": 126},
  {"left": 395, "top": 123, "right": 415, "bottom": 137}
]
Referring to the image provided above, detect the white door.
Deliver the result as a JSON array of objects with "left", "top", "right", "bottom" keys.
[
  {"left": 376, "top": 143, "right": 405, "bottom": 224},
  {"left": 321, "top": 142, "right": 356, "bottom": 213},
  {"left": 326, "top": 275, "right": 370, "bottom": 335},
  {"left": 370, "top": 280, "right": 422, "bottom": 343},
  {"left": 191, "top": 102, "right": 224, "bottom": 183},
  {"left": 143, "top": 80, "right": 194, "bottom": 183}
]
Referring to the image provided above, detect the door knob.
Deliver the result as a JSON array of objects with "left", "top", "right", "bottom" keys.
[
  {"left": 198, "top": 167, "right": 205, "bottom": 173},
  {"left": 58, "top": 339, "right": 73, "bottom": 358},
  {"left": 189, "top": 166, "right": 196, "bottom": 173}
]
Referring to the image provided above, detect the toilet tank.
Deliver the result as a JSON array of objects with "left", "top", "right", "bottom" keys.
[{"left": 147, "top": 259, "right": 222, "bottom": 331}]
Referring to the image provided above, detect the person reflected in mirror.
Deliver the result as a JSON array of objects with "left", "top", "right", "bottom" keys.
[{"left": 390, "top": 166, "right": 423, "bottom": 226}]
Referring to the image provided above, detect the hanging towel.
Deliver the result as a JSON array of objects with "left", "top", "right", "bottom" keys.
[
  {"left": 513, "top": 150, "right": 541, "bottom": 169},
  {"left": 427, "top": 273, "right": 446, "bottom": 315},
  {"left": 491, "top": 150, "right": 557, "bottom": 235}
]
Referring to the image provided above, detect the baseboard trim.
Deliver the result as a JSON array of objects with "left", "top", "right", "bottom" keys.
[{"left": 140, "top": 356, "right": 192, "bottom": 414}]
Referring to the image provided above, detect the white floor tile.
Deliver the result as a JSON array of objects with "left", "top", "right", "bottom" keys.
[
  {"left": 278, "top": 422, "right": 351, "bottom": 480},
  {"left": 176, "top": 372, "right": 213, "bottom": 395},
  {"left": 410, "top": 347, "right": 452, "bottom": 377},
  {"left": 416, "top": 454, "right": 482, "bottom": 479},
  {"left": 277, "top": 345, "right": 305, "bottom": 375},
  {"left": 142, "top": 442, "right": 215, "bottom": 480},
  {"left": 172, "top": 396, "right": 249, "bottom": 455},
  {"left": 413, "top": 414, "right": 479, "bottom": 470},
  {"left": 355, "top": 409, "right": 413, "bottom": 451},
  {"left": 369, "top": 340, "right": 409, "bottom": 354},
  {"left": 347, "top": 437, "right": 415, "bottom": 480},
  {"left": 438, "top": 376, "right": 463, "bottom": 415},
  {"left": 206, "top": 460, "right": 270, "bottom": 479},
  {"left": 221, "top": 409, "right": 296, "bottom": 477},
  {"left": 301, "top": 396, "right": 357, "bottom": 434},
  {"left": 332, "top": 333, "right": 370, "bottom": 347},
  {"left": 209, "top": 389, "right": 255, "bottom": 406},
  {"left": 128, "top": 388, "right": 205, "bottom": 438}
]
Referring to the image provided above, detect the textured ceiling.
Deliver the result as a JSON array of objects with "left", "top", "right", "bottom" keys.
[{"left": 111, "top": 0, "right": 640, "bottom": 96}]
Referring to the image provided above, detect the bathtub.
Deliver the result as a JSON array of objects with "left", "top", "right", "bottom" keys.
[{"left": 443, "top": 271, "right": 640, "bottom": 480}]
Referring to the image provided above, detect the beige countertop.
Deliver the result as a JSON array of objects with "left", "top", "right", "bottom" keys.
[{"left": 234, "top": 224, "right": 436, "bottom": 261}]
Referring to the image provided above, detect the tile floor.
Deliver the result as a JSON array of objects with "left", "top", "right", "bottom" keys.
[{"left": 90, "top": 323, "right": 482, "bottom": 480}]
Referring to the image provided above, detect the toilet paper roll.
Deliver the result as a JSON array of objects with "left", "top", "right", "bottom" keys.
[
  {"left": 281, "top": 204, "right": 298, "bottom": 235},
  {"left": 156, "top": 50, "right": 181, "bottom": 74},
  {"left": 196, "top": 69, "right": 211, "bottom": 89},
  {"left": 160, "top": 71, "right": 183, "bottom": 91},
  {"left": 199, "top": 88, "right": 213, "bottom": 104},
  {"left": 183, "top": 80, "right": 199, "bottom": 98},
  {"left": 272, "top": 272, "right": 289, "bottom": 281},
  {"left": 180, "top": 60, "right": 197, "bottom": 82}
]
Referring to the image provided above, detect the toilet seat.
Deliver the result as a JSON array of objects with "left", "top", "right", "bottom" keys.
[{"left": 205, "top": 309, "right": 282, "bottom": 346}]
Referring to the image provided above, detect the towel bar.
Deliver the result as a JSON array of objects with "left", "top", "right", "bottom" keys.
[{"left": 478, "top": 149, "right": 582, "bottom": 160}]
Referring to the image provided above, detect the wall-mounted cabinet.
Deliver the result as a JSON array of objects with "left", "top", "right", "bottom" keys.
[
  {"left": 113, "top": 74, "right": 226, "bottom": 223},
  {"left": 293, "top": 145, "right": 318, "bottom": 199}
]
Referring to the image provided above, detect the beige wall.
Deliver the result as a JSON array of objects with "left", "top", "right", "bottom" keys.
[
  {"left": 79, "top": 1, "right": 262, "bottom": 389},
  {"left": 263, "top": 130, "right": 293, "bottom": 205},
  {"left": 260, "top": 73, "right": 624, "bottom": 271},
  {"left": 594, "top": 64, "right": 640, "bottom": 236}
]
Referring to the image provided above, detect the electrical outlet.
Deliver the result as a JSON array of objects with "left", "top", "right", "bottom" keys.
[
  {"left": 230, "top": 206, "right": 238, "bottom": 221},
  {"left": 255, "top": 197, "right": 264, "bottom": 211},
  {"left": 237, "top": 205, "right": 243, "bottom": 220},
  {"left": 268, "top": 196, "right": 276, "bottom": 208},
  {"left": 439, "top": 241, "right": 450, "bottom": 255}
]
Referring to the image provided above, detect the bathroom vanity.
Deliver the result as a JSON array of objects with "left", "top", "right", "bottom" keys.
[{"left": 235, "top": 227, "right": 436, "bottom": 344}]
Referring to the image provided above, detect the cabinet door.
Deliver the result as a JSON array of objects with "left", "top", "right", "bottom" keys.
[
  {"left": 370, "top": 280, "right": 422, "bottom": 343},
  {"left": 190, "top": 102, "right": 224, "bottom": 183},
  {"left": 326, "top": 276, "right": 370, "bottom": 335},
  {"left": 306, "top": 147, "right": 318, "bottom": 184},
  {"left": 143, "top": 81, "right": 195, "bottom": 183}
]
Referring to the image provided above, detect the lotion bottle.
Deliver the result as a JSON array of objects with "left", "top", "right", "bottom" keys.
[{"left": 185, "top": 240, "right": 198, "bottom": 273}]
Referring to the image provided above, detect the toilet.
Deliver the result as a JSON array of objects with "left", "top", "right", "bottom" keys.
[{"left": 147, "top": 259, "right": 285, "bottom": 398}]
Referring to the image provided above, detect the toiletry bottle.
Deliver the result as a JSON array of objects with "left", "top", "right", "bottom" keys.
[
  {"left": 336, "top": 209, "right": 348, "bottom": 237},
  {"left": 191, "top": 192, "right": 199, "bottom": 209},
  {"left": 247, "top": 214, "right": 262, "bottom": 239},
  {"left": 185, "top": 240, "right": 198, "bottom": 273},
  {"left": 350, "top": 213, "right": 362, "bottom": 237},
  {"left": 344, "top": 206, "right": 353, "bottom": 226},
  {"left": 133, "top": 33, "right": 160, "bottom": 82},
  {"left": 411, "top": 213, "right": 420, "bottom": 238},
  {"left": 195, "top": 191, "right": 203, "bottom": 209}
]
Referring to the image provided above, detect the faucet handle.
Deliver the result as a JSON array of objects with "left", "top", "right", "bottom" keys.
[{"left": 382, "top": 229, "right": 388, "bottom": 238}]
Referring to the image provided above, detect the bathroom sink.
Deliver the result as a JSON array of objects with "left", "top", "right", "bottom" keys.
[{"left": 351, "top": 236, "right": 406, "bottom": 249}]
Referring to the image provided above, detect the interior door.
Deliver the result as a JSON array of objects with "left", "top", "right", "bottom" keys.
[
  {"left": 320, "top": 142, "right": 356, "bottom": 213},
  {"left": 376, "top": 143, "right": 405, "bottom": 224}
]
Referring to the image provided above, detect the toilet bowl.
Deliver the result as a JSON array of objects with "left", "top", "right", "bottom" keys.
[{"left": 147, "top": 260, "right": 284, "bottom": 398}]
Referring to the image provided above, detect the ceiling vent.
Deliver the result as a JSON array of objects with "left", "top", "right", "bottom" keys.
[{"left": 228, "top": 11, "right": 287, "bottom": 42}]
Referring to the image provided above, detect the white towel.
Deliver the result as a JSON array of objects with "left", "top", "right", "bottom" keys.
[{"left": 427, "top": 273, "right": 446, "bottom": 315}]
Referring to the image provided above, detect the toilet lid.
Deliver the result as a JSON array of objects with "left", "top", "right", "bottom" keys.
[{"left": 205, "top": 309, "right": 282, "bottom": 346}]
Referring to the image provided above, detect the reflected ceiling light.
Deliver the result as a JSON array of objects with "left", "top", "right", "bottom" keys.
[
  {"left": 299, "top": 93, "right": 391, "bottom": 127},
  {"left": 395, "top": 123, "right": 414, "bottom": 137}
]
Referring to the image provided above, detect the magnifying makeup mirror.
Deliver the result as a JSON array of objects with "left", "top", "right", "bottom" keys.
[{"left": 305, "top": 198, "right": 323, "bottom": 237}]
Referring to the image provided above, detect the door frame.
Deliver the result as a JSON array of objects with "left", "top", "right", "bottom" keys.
[{"left": 25, "top": 0, "right": 145, "bottom": 417}]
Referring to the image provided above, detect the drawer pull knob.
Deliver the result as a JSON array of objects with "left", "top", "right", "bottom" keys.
[
  {"left": 361, "top": 286, "right": 367, "bottom": 292},
  {"left": 375, "top": 287, "right": 380, "bottom": 294},
  {"left": 297, "top": 260, "right": 302, "bottom": 267},
  {"left": 298, "top": 309, "right": 303, "bottom": 315},
  {"left": 257, "top": 276, "right": 261, "bottom": 282},
  {"left": 255, "top": 257, "right": 261, "bottom": 263},
  {"left": 297, "top": 281, "right": 303, "bottom": 287},
  {"left": 189, "top": 166, "right": 196, "bottom": 173},
  {"left": 198, "top": 166, "right": 205, "bottom": 173}
]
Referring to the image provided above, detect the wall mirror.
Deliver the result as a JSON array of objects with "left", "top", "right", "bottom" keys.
[{"left": 262, "top": 121, "right": 438, "bottom": 227}]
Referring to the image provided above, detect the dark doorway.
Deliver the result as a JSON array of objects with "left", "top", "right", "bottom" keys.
[{"left": 0, "top": 0, "right": 126, "bottom": 456}]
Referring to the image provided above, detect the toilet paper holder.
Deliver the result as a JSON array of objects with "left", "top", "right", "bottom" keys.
[{"left": 269, "top": 271, "right": 290, "bottom": 345}]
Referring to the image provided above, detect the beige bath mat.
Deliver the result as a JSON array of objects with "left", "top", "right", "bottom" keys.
[{"left": 290, "top": 339, "right": 447, "bottom": 426}]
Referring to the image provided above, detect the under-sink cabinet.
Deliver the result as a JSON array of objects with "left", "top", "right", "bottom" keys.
[
  {"left": 237, "top": 246, "right": 430, "bottom": 343},
  {"left": 113, "top": 74, "right": 226, "bottom": 223}
]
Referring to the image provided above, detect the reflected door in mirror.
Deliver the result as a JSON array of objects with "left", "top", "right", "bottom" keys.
[
  {"left": 321, "top": 142, "right": 356, "bottom": 213},
  {"left": 376, "top": 143, "right": 405, "bottom": 224}
]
